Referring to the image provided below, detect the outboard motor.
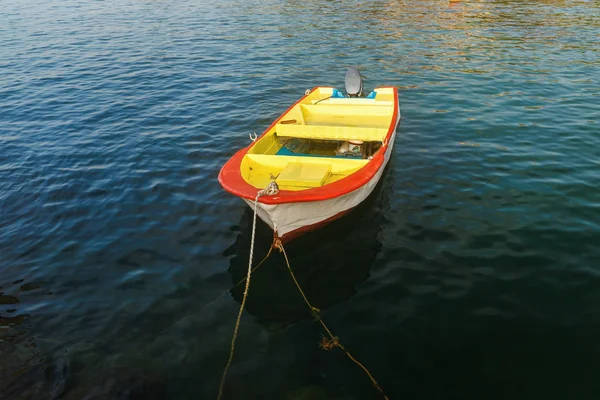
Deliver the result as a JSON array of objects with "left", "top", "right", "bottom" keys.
[{"left": 345, "top": 66, "right": 363, "bottom": 97}]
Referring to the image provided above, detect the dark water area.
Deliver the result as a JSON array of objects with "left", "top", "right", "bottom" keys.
[{"left": 1, "top": 0, "right": 600, "bottom": 399}]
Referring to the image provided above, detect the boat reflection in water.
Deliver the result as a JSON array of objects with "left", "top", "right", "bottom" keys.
[{"left": 224, "top": 162, "right": 393, "bottom": 326}]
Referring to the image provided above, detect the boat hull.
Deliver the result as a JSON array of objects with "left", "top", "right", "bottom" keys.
[{"left": 246, "top": 123, "right": 398, "bottom": 241}]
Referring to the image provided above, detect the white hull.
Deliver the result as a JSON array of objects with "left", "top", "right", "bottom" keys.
[{"left": 245, "top": 113, "right": 400, "bottom": 239}]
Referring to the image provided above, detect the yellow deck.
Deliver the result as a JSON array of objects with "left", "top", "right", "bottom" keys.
[{"left": 242, "top": 87, "right": 395, "bottom": 191}]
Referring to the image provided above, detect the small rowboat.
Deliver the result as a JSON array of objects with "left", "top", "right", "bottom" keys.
[{"left": 219, "top": 68, "right": 401, "bottom": 242}]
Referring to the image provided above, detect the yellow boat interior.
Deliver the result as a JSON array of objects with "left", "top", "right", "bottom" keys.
[{"left": 242, "top": 87, "right": 396, "bottom": 191}]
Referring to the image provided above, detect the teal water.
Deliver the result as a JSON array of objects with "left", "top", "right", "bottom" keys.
[{"left": 1, "top": 0, "right": 600, "bottom": 399}]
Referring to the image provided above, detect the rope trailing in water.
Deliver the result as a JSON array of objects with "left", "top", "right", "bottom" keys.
[
  {"left": 217, "top": 182, "right": 279, "bottom": 400},
  {"left": 217, "top": 191, "right": 263, "bottom": 400},
  {"left": 273, "top": 238, "right": 389, "bottom": 400},
  {"left": 158, "top": 247, "right": 273, "bottom": 337},
  {"left": 217, "top": 180, "right": 386, "bottom": 398}
]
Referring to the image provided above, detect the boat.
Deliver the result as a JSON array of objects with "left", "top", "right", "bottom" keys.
[{"left": 218, "top": 68, "right": 401, "bottom": 242}]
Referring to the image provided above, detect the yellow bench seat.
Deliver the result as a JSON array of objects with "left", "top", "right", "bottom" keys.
[
  {"left": 275, "top": 123, "right": 388, "bottom": 142},
  {"left": 276, "top": 162, "right": 331, "bottom": 189}
]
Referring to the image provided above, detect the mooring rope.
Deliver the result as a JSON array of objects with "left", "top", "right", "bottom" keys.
[
  {"left": 159, "top": 246, "right": 274, "bottom": 337},
  {"left": 273, "top": 238, "right": 389, "bottom": 400},
  {"left": 217, "top": 182, "right": 279, "bottom": 400},
  {"left": 217, "top": 180, "right": 387, "bottom": 399},
  {"left": 216, "top": 191, "right": 262, "bottom": 400}
]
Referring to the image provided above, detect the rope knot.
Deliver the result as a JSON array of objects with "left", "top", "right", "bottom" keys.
[
  {"left": 319, "top": 335, "right": 340, "bottom": 351},
  {"left": 273, "top": 237, "right": 283, "bottom": 253},
  {"left": 258, "top": 181, "right": 279, "bottom": 197}
]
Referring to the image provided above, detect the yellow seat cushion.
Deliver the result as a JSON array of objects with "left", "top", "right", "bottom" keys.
[{"left": 276, "top": 162, "right": 331, "bottom": 188}]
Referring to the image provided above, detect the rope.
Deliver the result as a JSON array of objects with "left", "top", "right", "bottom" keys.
[
  {"left": 215, "top": 246, "right": 273, "bottom": 313},
  {"left": 157, "top": 238, "right": 274, "bottom": 338},
  {"left": 217, "top": 181, "right": 279, "bottom": 400},
  {"left": 216, "top": 179, "right": 387, "bottom": 399},
  {"left": 217, "top": 191, "right": 262, "bottom": 400},
  {"left": 273, "top": 238, "right": 389, "bottom": 400}
]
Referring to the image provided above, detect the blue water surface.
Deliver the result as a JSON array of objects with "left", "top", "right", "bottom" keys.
[{"left": 1, "top": 0, "right": 600, "bottom": 399}]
